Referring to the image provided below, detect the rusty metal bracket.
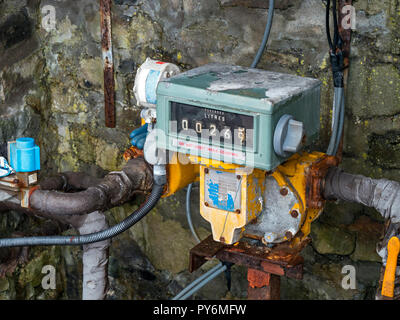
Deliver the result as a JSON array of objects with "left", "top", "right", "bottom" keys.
[
  {"left": 100, "top": 0, "right": 116, "bottom": 128},
  {"left": 306, "top": 155, "right": 339, "bottom": 209},
  {"left": 189, "top": 235, "right": 305, "bottom": 280}
]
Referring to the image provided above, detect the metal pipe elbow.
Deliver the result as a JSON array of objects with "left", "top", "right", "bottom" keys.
[{"left": 30, "top": 158, "right": 154, "bottom": 216}]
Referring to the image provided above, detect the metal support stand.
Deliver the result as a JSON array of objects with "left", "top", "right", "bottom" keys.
[
  {"left": 247, "top": 268, "right": 281, "bottom": 300},
  {"left": 189, "top": 235, "right": 307, "bottom": 300}
]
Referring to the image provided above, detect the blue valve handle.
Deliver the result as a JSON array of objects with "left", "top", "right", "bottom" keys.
[{"left": 130, "top": 123, "right": 148, "bottom": 150}]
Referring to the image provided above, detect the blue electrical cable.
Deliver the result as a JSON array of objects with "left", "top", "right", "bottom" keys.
[
  {"left": 176, "top": 264, "right": 228, "bottom": 300},
  {"left": 173, "top": 263, "right": 225, "bottom": 300},
  {"left": 251, "top": 0, "right": 275, "bottom": 68}
]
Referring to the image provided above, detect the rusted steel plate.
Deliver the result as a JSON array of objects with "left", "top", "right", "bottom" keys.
[
  {"left": 189, "top": 235, "right": 225, "bottom": 272},
  {"left": 100, "top": 0, "right": 116, "bottom": 128},
  {"left": 190, "top": 235, "right": 304, "bottom": 279}
]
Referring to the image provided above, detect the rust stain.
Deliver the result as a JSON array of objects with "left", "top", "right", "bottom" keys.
[
  {"left": 123, "top": 146, "right": 144, "bottom": 161},
  {"left": 247, "top": 268, "right": 270, "bottom": 288},
  {"left": 100, "top": 0, "right": 116, "bottom": 128},
  {"left": 306, "top": 155, "right": 339, "bottom": 209},
  {"left": 190, "top": 235, "right": 305, "bottom": 282}
]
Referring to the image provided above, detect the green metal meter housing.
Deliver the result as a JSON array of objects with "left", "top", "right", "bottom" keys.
[{"left": 156, "top": 64, "right": 321, "bottom": 171}]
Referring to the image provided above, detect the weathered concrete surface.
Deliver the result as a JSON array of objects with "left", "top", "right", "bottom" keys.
[{"left": 0, "top": 0, "right": 399, "bottom": 300}]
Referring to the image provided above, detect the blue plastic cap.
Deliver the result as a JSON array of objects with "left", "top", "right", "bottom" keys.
[
  {"left": 9, "top": 137, "right": 40, "bottom": 173},
  {"left": 16, "top": 137, "right": 35, "bottom": 149}
]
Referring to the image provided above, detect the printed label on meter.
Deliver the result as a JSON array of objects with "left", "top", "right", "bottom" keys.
[
  {"left": 170, "top": 102, "right": 254, "bottom": 149},
  {"left": 204, "top": 169, "right": 242, "bottom": 212}
]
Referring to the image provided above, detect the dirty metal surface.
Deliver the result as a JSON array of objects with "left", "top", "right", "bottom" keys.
[
  {"left": 245, "top": 175, "right": 301, "bottom": 244},
  {"left": 100, "top": 0, "right": 116, "bottom": 128},
  {"left": 306, "top": 155, "right": 339, "bottom": 209},
  {"left": 190, "top": 235, "right": 306, "bottom": 280},
  {"left": 247, "top": 269, "right": 281, "bottom": 300},
  {"left": 0, "top": 174, "right": 20, "bottom": 192}
]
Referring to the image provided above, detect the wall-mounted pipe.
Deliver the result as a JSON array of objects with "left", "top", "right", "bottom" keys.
[
  {"left": 0, "top": 198, "right": 110, "bottom": 300},
  {"left": 323, "top": 167, "right": 400, "bottom": 224},
  {"left": 77, "top": 211, "right": 110, "bottom": 300},
  {"left": 39, "top": 172, "right": 103, "bottom": 192},
  {"left": 30, "top": 158, "right": 153, "bottom": 216}
]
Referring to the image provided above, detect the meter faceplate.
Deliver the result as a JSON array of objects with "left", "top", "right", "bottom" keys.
[{"left": 156, "top": 63, "right": 321, "bottom": 171}]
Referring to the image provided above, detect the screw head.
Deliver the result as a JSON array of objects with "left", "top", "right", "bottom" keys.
[
  {"left": 291, "top": 210, "right": 299, "bottom": 218},
  {"left": 235, "top": 209, "right": 241, "bottom": 214},
  {"left": 204, "top": 168, "right": 209, "bottom": 174},
  {"left": 285, "top": 231, "right": 293, "bottom": 241},
  {"left": 205, "top": 202, "right": 209, "bottom": 207},
  {"left": 280, "top": 188, "right": 288, "bottom": 196}
]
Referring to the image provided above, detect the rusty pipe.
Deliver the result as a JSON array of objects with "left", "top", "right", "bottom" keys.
[
  {"left": 30, "top": 158, "right": 153, "bottom": 216},
  {"left": 78, "top": 211, "right": 110, "bottom": 300},
  {"left": 30, "top": 187, "right": 108, "bottom": 216},
  {"left": 39, "top": 172, "right": 103, "bottom": 192}
]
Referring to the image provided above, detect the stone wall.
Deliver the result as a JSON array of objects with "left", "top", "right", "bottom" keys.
[{"left": 0, "top": 0, "right": 399, "bottom": 299}]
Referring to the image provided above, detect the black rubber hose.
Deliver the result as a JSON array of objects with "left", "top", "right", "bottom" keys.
[
  {"left": 0, "top": 180, "right": 165, "bottom": 247},
  {"left": 251, "top": 0, "right": 275, "bottom": 68},
  {"left": 332, "top": 0, "right": 339, "bottom": 48},
  {"left": 326, "top": 0, "right": 334, "bottom": 51}
]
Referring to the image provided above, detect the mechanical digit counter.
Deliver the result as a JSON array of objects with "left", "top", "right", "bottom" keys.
[{"left": 156, "top": 63, "right": 321, "bottom": 170}]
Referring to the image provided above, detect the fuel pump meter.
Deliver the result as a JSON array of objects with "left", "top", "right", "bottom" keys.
[
  {"left": 156, "top": 63, "right": 321, "bottom": 170},
  {"left": 141, "top": 62, "right": 328, "bottom": 245}
]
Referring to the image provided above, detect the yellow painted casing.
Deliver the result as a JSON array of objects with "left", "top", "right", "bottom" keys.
[
  {"left": 270, "top": 151, "right": 327, "bottom": 246},
  {"left": 163, "top": 153, "right": 199, "bottom": 198},
  {"left": 197, "top": 157, "right": 265, "bottom": 245}
]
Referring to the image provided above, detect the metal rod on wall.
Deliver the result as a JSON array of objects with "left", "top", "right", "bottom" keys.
[{"left": 100, "top": 0, "right": 116, "bottom": 128}]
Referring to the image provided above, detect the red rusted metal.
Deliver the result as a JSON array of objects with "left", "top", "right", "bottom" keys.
[
  {"left": 248, "top": 268, "right": 270, "bottom": 288},
  {"left": 247, "top": 269, "right": 280, "bottom": 300},
  {"left": 100, "top": 0, "right": 116, "bottom": 128},
  {"left": 306, "top": 155, "right": 339, "bottom": 209},
  {"left": 189, "top": 235, "right": 305, "bottom": 280},
  {"left": 189, "top": 236, "right": 299, "bottom": 300},
  {"left": 189, "top": 235, "right": 225, "bottom": 272}
]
